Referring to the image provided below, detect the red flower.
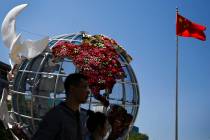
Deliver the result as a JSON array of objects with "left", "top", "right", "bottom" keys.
[{"left": 52, "top": 35, "right": 126, "bottom": 104}]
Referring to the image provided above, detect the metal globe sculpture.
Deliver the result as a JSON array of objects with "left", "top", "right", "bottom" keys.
[
  {"left": 0, "top": 4, "right": 140, "bottom": 139},
  {"left": 9, "top": 32, "right": 140, "bottom": 134}
]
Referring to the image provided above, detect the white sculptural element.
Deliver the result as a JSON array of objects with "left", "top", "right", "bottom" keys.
[
  {"left": 1, "top": 4, "right": 49, "bottom": 68},
  {"left": 0, "top": 89, "right": 11, "bottom": 128}
]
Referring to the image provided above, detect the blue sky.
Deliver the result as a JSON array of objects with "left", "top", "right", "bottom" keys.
[{"left": 0, "top": 0, "right": 210, "bottom": 140}]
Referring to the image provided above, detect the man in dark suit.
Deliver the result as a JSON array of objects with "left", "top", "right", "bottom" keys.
[{"left": 32, "top": 73, "right": 90, "bottom": 140}]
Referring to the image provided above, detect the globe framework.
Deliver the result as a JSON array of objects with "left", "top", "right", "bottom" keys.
[{"left": 9, "top": 32, "right": 140, "bottom": 135}]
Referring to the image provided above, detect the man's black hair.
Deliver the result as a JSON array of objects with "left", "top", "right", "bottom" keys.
[{"left": 64, "top": 73, "right": 88, "bottom": 97}]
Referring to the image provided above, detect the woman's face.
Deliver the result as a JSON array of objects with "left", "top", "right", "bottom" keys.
[{"left": 112, "top": 119, "right": 123, "bottom": 134}]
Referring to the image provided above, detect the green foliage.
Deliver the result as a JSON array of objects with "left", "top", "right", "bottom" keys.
[{"left": 129, "top": 132, "right": 149, "bottom": 140}]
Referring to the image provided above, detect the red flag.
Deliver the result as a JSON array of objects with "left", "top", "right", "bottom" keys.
[{"left": 176, "top": 13, "right": 206, "bottom": 41}]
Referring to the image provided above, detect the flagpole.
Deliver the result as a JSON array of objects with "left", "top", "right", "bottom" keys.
[{"left": 175, "top": 7, "right": 179, "bottom": 140}]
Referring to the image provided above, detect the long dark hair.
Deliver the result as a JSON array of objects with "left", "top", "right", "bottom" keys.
[{"left": 86, "top": 110, "right": 107, "bottom": 133}]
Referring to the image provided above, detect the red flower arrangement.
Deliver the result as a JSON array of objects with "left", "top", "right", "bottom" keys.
[{"left": 52, "top": 34, "right": 128, "bottom": 106}]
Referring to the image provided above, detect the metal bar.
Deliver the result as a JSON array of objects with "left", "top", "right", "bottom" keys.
[
  {"left": 15, "top": 60, "right": 32, "bottom": 122},
  {"left": 52, "top": 60, "right": 64, "bottom": 107},
  {"left": 8, "top": 111, "right": 42, "bottom": 121},
  {"left": 30, "top": 54, "right": 48, "bottom": 130}
]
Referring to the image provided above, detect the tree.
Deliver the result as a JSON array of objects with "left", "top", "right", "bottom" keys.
[{"left": 128, "top": 132, "right": 149, "bottom": 140}]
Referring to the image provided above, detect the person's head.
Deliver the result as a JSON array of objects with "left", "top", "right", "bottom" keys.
[
  {"left": 87, "top": 111, "right": 109, "bottom": 138},
  {"left": 64, "top": 73, "right": 89, "bottom": 103}
]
